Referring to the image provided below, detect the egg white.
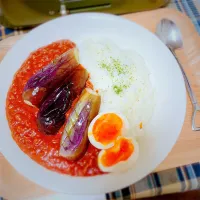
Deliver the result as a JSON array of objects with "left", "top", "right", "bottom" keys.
[
  {"left": 98, "top": 137, "right": 139, "bottom": 173},
  {"left": 88, "top": 111, "right": 129, "bottom": 149}
]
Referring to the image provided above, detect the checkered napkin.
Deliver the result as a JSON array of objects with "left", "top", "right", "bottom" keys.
[{"left": 106, "top": 163, "right": 200, "bottom": 199}]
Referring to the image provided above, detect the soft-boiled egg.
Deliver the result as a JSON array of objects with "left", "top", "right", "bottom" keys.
[
  {"left": 88, "top": 112, "right": 129, "bottom": 149},
  {"left": 98, "top": 137, "right": 139, "bottom": 173}
]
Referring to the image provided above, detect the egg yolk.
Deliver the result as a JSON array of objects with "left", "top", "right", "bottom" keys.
[
  {"left": 100, "top": 137, "right": 134, "bottom": 167},
  {"left": 92, "top": 113, "right": 123, "bottom": 145},
  {"left": 139, "top": 122, "right": 143, "bottom": 129}
]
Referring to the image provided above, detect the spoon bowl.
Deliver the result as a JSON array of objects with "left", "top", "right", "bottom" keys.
[{"left": 156, "top": 19, "right": 183, "bottom": 50}]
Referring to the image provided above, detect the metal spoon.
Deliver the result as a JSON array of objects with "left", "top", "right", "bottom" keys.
[{"left": 156, "top": 18, "right": 200, "bottom": 131}]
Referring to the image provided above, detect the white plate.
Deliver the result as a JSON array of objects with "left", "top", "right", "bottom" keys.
[{"left": 0, "top": 13, "right": 186, "bottom": 194}]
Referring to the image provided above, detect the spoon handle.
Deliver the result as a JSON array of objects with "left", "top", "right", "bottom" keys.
[
  {"left": 170, "top": 49, "right": 200, "bottom": 131},
  {"left": 170, "top": 49, "right": 197, "bottom": 104}
]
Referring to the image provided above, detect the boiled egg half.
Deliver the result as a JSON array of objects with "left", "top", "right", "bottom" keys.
[
  {"left": 88, "top": 112, "right": 129, "bottom": 149},
  {"left": 98, "top": 136, "right": 139, "bottom": 173}
]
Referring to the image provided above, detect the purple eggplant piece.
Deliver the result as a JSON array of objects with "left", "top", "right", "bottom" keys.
[
  {"left": 62, "top": 102, "right": 91, "bottom": 152},
  {"left": 37, "top": 84, "right": 73, "bottom": 135},
  {"left": 23, "top": 47, "right": 79, "bottom": 108},
  {"left": 37, "top": 67, "right": 89, "bottom": 135},
  {"left": 59, "top": 88, "right": 101, "bottom": 161}
]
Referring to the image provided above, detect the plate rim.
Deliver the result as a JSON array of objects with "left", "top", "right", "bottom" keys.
[{"left": 0, "top": 12, "right": 186, "bottom": 194}]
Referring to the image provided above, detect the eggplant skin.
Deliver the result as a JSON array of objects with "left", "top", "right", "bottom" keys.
[
  {"left": 23, "top": 47, "right": 79, "bottom": 108},
  {"left": 59, "top": 88, "right": 101, "bottom": 161},
  {"left": 37, "top": 67, "right": 89, "bottom": 135},
  {"left": 69, "top": 66, "right": 89, "bottom": 97},
  {"left": 37, "top": 84, "right": 73, "bottom": 135},
  {"left": 60, "top": 102, "right": 91, "bottom": 160}
]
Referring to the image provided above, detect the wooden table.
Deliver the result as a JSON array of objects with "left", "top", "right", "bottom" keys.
[{"left": 0, "top": 8, "right": 200, "bottom": 200}]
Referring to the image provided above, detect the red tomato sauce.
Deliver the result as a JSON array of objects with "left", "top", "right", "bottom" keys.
[{"left": 6, "top": 40, "right": 103, "bottom": 176}]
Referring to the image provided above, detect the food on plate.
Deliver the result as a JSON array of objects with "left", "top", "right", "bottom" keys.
[
  {"left": 6, "top": 40, "right": 103, "bottom": 176},
  {"left": 23, "top": 44, "right": 79, "bottom": 108},
  {"left": 59, "top": 88, "right": 101, "bottom": 160},
  {"left": 88, "top": 112, "right": 129, "bottom": 149},
  {"left": 37, "top": 67, "right": 88, "bottom": 135},
  {"left": 6, "top": 38, "right": 155, "bottom": 176},
  {"left": 98, "top": 137, "right": 139, "bottom": 173}
]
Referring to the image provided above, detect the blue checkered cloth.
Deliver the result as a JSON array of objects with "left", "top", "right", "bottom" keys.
[
  {"left": 106, "top": 163, "right": 200, "bottom": 199},
  {"left": 1, "top": 1, "right": 200, "bottom": 199}
]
